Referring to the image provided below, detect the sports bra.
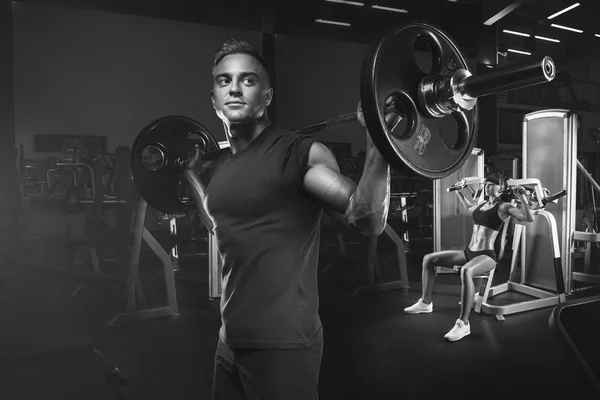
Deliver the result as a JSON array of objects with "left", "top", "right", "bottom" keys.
[{"left": 472, "top": 202, "right": 504, "bottom": 231}]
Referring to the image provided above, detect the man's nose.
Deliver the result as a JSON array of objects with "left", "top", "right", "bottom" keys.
[{"left": 229, "top": 81, "right": 242, "bottom": 95}]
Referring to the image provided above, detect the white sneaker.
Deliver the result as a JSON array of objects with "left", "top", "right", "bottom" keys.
[
  {"left": 404, "top": 298, "right": 433, "bottom": 314},
  {"left": 444, "top": 319, "right": 471, "bottom": 341}
]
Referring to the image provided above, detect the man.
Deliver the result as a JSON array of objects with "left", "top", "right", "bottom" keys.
[{"left": 184, "top": 38, "right": 400, "bottom": 400}]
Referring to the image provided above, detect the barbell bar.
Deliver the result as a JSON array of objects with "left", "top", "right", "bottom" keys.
[
  {"left": 130, "top": 21, "right": 557, "bottom": 215},
  {"left": 289, "top": 55, "right": 554, "bottom": 136}
]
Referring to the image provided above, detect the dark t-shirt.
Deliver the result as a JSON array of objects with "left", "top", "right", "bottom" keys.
[{"left": 206, "top": 124, "right": 324, "bottom": 349}]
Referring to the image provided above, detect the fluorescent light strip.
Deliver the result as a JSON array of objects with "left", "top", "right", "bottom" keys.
[
  {"left": 371, "top": 5, "right": 408, "bottom": 13},
  {"left": 503, "top": 29, "right": 530, "bottom": 37},
  {"left": 315, "top": 18, "right": 351, "bottom": 27},
  {"left": 535, "top": 35, "right": 560, "bottom": 43},
  {"left": 548, "top": 2, "right": 580, "bottom": 19},
  {"left": 551, "top": 23, "right": 583, "bottom": 33},
  {"left": 508, "top": 48, "right": 531, "bottom": 55},
  {"left": 596, "top": 34, "right": 600, "bottom": 38},
  {"left": 325, "top": 0, "right": 365, "bottom": 6}
]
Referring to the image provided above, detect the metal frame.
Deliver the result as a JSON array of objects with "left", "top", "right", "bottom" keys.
[
  {"left": 205, "top": 140, "right": 229, "bottom": 300},
  {"left": 479, "top": 208, "right": 565, "bottom": 320},
  {"left": 107, "top": 198, "right": 179, "bottom": 326},
  {"left": 510, "top": 157, "right": 519, "bottom": 179},
  {"left": 570, "top": 161, "right": 600, "bottom": 290},
  {"left": 521, "top": 110, "right": 577, "bottom": 293},
  {"left": 169, "top": 217, "right": 180, "bottom": 271},
  {"left": 571, "top": 231, "right": 600, "bottom": 286},
  {"left": 549, "top": 295, "right": 600, "bottom": 397},
  {"left": 350, "top": 224, "right": 410, "bottom": 296},
  {"left": 208, "top": 232, "right": 222, "bottom": 299}
]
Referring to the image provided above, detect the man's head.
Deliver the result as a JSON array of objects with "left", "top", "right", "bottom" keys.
[
  {"left": 484, "top": 172, "right": 506, "bottom": 198},
  {"left": 211, "top": 38, "right": 273, "bottom": 126}
]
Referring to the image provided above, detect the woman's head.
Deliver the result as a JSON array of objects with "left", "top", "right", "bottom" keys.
[{"left": 484, "top": 172, "right": 506, "bottom": 199}]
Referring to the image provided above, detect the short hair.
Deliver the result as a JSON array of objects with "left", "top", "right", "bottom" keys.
[{"left": 212, "top": 38, "right": 271, "bottom": 84}]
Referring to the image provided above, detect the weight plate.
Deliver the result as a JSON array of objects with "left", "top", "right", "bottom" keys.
[
  {"left": 130, "top": 116, "right": 220, "bottom": 214},
  {"left": 360, "top": 21, "right": 479, "bottom": 179}
]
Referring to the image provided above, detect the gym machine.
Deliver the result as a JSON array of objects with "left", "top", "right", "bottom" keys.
[
  {"left": 521, "top": 109, "right": 600, "bottom": 294},
  {"left": 476, "top": 178, "right": 567, "bottom": 320}
]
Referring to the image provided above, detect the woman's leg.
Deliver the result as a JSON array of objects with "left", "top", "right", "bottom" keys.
[
  {"left": 421, "top": 250, "right": 467, "bottom": 304},
  {"left": 459, "top": 256, "right": 497, "bottom": 323}
]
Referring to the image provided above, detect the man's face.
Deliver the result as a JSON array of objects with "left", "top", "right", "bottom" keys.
[{"left": 211, "top": 53, "right": 273, "bottom": 125}]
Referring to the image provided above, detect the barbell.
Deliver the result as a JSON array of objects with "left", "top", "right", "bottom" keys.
[{"left": 130, "top": 21, "right": 556, "bottom": 215}]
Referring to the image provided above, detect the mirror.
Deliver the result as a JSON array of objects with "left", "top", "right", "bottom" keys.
[{"left": 141, "top": 144, "right": 165, "bottom": 171}]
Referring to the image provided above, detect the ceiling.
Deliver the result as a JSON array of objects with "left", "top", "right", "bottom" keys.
[
  {"left": 16, "top": 0, "right": 600, "bottom": 59},
  {"left": 496, "top": 0, "right": 600, "bottom": 53}
]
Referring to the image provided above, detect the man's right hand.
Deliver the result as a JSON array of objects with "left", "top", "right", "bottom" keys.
[{"left": 185, "top": 146, "right": 211, "bottom": 173}]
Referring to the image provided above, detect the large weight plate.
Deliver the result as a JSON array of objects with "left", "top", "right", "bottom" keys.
[
  {"left": 360, "top": 21, "right": 479, "bottom": 179},
  {"left": 130, "top": 116, "right": 220, "bottom": 214}
]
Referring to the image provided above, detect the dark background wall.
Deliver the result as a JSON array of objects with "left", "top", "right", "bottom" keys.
[
  {"left": 13, "top": 2, "right": 261, "bottom": 158},
  {"left": 1, "top": 2, "right": 16, "bottom": 211}
]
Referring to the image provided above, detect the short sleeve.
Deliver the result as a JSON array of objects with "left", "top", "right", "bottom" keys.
[{"left": 281, "top": 133, "right": 321, "bottom": 189}]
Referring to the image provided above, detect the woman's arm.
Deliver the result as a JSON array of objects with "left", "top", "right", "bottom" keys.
[
  {"left": 499, "top": 188, "right": 535, "bottom": 222},
  {"left": 455, "top": 188, "right": 479, "bottom": 213}
]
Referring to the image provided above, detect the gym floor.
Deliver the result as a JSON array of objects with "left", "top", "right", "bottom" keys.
[{"left": 0, "top": 253, "right": 595, "bottom": 400}]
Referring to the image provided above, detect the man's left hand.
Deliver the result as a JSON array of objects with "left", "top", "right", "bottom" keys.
[{"left": 357, "top": 98, "right": 402, "bottom": 131}]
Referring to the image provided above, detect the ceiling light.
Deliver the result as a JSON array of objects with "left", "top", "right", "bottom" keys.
[
  {"left": 508, "top": 48, "right": 531, "bottom": 56},
  {"left": 315, "top": 18, "right": 351, "bottom": 27},
  {"left": 325, "top": 0, "right": 364, "bottom": 6},
  {"left": 596, "top": 34, "right": 600, "bottom": 38},
  {"left": 503, "top": 29, "right": 530, "bottom": 37},
  {"left": 534, "top": 35, "right": 560, "bottom": 43},
  {"left": 551, "top": 24, "right": 583, "bottom": 33},
  {"left": 371, "top": 5, "right": 408, "bottom": 13},
  {"left": 486, "top": 65, "right": 494, "bottom": 68},
  {"left": 548, "top": 3, "right": 580, "bottom": 19}
]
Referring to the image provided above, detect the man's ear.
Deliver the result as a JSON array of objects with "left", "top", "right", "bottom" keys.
[{"left": 264, "top": 87, "right": 273, "bottom": 107}]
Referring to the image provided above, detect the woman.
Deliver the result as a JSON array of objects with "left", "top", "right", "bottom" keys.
[{"left": 404, "top": 172, "right": 535, "bottom": 342}]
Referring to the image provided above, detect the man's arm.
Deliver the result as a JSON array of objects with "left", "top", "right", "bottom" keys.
[
  {"left": 303, "top": 140, "right": 389, "bottom": 237},
  {"left": 184, "top": 170, "right": 215, "bottom": 232},
  {"left": 302, "top": 101, "right": 400, "bottom": 237},
  {"left": 183, "top": 148, "right": 216, "bottom": 233}
]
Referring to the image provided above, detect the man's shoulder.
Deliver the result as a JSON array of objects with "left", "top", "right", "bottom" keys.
[{"left": 266, "top": 124, "right": 322, "bottom": 147}]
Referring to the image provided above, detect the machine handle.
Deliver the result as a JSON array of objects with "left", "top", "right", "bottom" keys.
[{"left": 542, "top": 189, "right": 567, "bottom": 206}]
